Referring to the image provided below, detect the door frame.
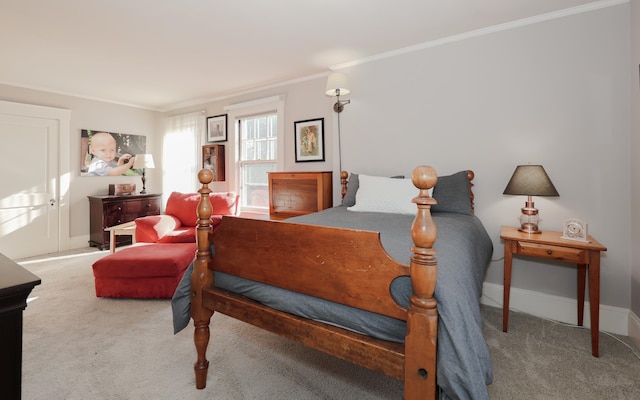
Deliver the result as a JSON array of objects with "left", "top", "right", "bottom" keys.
[{"left": 0, "top": 100, "right": 71, "bottom": 254}]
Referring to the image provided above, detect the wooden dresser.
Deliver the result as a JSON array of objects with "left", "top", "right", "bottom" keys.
[
  {"left": 88, "top": 193, "right": 162, "bottom": 250},
  {"left": 0, "top": 252, "right": 41, "bottom": 400},
  {"left": 268, "top": 171, "right": 332, "bottom": 219}
]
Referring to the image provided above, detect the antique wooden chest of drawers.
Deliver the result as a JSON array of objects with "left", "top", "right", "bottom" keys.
[
  {"left": 268, "top": 171, "right": 332, "bottom": 219},
  {"left": 88, "top": 193, "right": 161, "bottom": 250},
  {"left": 0, "top": 252, "right": 40, "bottom": 399}
]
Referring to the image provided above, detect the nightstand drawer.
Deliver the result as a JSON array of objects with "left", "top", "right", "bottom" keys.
[{"left": 517, "top": 241, "right": 587, "bottom": 263}]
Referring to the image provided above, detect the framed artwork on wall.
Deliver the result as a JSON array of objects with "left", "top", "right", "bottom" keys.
[
  {"left": 294, "top": 118, "right": 325, "bottom": 162},
  {"left": 202, "top": 144, "right": 225, "bottom": 181},
  {"left": 207, "top": 114, "right": 227, "bottom": 143},
  {"left": 80, "top": 129, "right": 146, "bottom": 177}
]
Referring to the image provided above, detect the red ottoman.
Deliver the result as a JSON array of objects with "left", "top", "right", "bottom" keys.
[{"left": 92, "top": 242, "right": 196, "bottom": 299}]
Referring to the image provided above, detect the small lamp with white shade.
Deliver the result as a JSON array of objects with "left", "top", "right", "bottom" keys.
[{"left": 133, "top": 154, "right": 155, "bottom": 194}]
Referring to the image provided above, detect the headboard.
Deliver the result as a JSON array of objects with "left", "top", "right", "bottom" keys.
[{"left": 339, "top": 170, "right": 475, "bottom": 214}]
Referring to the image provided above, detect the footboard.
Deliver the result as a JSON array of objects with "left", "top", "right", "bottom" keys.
[{"left": 191, "top": 166, "right": 439, "bottom": 400}]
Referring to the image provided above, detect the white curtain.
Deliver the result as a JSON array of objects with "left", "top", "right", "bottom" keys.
[{"left": 162, "top": 111, "right": 204, "bottom": 202}]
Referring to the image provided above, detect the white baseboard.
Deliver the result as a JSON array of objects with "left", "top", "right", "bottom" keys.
[
  {"left": 481, "top": 282, "right": 629, "bottom": 336},
  {"left": 68, "top": 235, "right": 92, "bottom": 251},
  {"left": 629, "top": 311, "right": 640, "bottom": 350}
]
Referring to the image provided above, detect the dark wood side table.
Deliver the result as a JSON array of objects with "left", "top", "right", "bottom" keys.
[
  {"left": 500, "top": 226, "right": 607, "bottom": 357},
  {"left": 0, "top": 252, "right": 41, "bottom": 400}
]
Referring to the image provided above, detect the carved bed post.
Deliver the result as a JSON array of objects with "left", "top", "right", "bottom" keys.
[
  {"left": 340, "top": 170, "right": 349, "bottom": 201},
  {"left": 405, "top": 165, "right": 439, "bottom": 400},
  {"left": 467, "top": 170, "right": 475, "bottom": 213},
  {"left": 192, "top": 169, "right": 215, "bottom": 389}
]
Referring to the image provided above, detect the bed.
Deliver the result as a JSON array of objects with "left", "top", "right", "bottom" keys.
[{"left": 182, "top": 165, "right": 493, "bottom": 399}]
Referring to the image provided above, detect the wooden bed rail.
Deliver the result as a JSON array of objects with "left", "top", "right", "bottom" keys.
[{"left": 191, "top": 166, "right": 440, "bottom": 400}]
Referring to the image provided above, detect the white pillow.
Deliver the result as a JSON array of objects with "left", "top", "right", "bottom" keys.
[{"left": 347, "top": 174, "right": 431, "bottom": 215}]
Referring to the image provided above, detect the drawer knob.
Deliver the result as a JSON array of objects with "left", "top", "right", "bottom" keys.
[{"left": 547, "top": 250, "right": 553, "bottom": 255}]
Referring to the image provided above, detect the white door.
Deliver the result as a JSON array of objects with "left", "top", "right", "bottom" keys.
[{"left": 0, "top": 112, "right": 60, "bottom": 259}]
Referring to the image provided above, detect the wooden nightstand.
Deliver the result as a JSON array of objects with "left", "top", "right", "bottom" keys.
[{"left": 500, "top": 226, "right": 607, "bottom": 357}]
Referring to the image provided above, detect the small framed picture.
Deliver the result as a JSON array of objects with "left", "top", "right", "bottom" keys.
[
  {"left": 202, "top": 144, "right": 225, "bottom": 181},
  {"left": 206, "top": 114, "right": 227, "bottom": 143},
  {"left": 294, "top": 118, "right": 325, "bottom": 162}
]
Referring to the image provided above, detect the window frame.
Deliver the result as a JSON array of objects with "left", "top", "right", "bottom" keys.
[
  {"left": 223, "top": 96, "right": 285, "bottom": 214},
  {"left": 238, "top": 112, "right": 277, "bottom": 211}
]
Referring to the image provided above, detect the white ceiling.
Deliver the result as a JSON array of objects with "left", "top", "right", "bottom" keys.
[{"left": 0, "top": 0, "right": 605, "bottom": 111}]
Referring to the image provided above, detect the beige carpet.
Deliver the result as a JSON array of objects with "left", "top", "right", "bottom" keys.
[{"left": 18, "top": 248, "right": 640, "bottom": 399}]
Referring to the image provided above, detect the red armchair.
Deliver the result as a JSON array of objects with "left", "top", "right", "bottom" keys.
[
  {"left": 92, "top": 191, "right": 239, "bottom": 299},
  {"left": 134, "top": 191, "right": 240, "bottom": 243}
]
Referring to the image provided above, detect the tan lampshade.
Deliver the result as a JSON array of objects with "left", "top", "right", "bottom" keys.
[
  {"left": 503, "top": 165, "right": 559, "bottom": 197},
  {"left": 133, "top": 154, "right": 155, "bottom": 169},
  {"left": 325, "top": 73, "right": 350, "bottom": 97}
]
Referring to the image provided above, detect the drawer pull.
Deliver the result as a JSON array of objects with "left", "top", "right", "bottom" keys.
[{"left": 547, "top": 250, "right": 553, "bottom": 255}]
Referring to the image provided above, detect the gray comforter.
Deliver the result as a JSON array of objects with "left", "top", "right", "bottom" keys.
[{"left": 173, "top": 206, "right": 493, "bottom": 399}]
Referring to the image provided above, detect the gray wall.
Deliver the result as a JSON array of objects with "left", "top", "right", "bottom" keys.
[
  {"left": 339, "top": 5, "right": 630, "bottom": 309},
  {"left": 172, "top": 5, "right": 632, "bottom": 315}
]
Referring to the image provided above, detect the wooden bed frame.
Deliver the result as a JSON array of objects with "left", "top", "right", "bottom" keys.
[{"left": 190, "top": 166, "right": 474, "bottom": 400}]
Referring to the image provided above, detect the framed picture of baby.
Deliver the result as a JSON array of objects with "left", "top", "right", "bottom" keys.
[
  {"left": 80, "top": 129, "right": 146, "bottom": 177},
  {"left": 294, "top": 118, "right": 325, "bottom": 162}
]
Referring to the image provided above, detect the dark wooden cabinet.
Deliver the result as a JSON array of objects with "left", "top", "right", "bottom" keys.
[
  {"left": 268, "top": 171, "right": 332, "bottom": 219},
  {"left": 88, "top": 193, "right": 161, "bottom": 250},
  {"left": 0, "top": 252, "right": 41, "bottom": 400}
]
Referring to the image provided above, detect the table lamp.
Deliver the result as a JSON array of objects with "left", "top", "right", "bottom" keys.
[
  {"left": 133, "top": 154, "right": 155, "bottom": 194},
  {"left": 503, "top": 165, "right": 559, "bottom": 233}
]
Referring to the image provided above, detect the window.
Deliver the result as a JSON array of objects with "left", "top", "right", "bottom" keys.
[
  {"left": 224, "top": 95, "right": 284, "bottom": 213},
  {"left": 238, "top": 113, "right": 277, "bottom": 210},
  {"left": 162, "top": 111, "right": 202, "bottom": 203}
]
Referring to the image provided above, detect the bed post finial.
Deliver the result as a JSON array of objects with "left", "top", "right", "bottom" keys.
[
  {"left": 405, "top": 165, "right": 438, "bottom": 399},
  {"left": 193, "top": 168, "right": 215, "bottom": 389},
  {"left": 340, "top": 171, "right": 349, "bottom": 201}
]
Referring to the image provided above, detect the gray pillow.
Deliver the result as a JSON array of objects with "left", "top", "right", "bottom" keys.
[
  {"left": 342, "top": 173, "right": 405, "bottom": 207},
  {"left": 431, "top": 170, "right": 473, "bottom": 215}
]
